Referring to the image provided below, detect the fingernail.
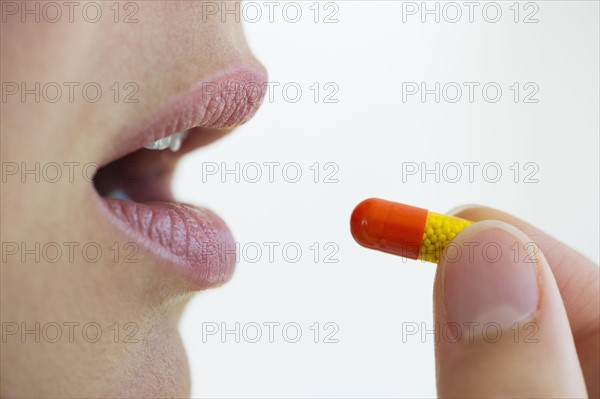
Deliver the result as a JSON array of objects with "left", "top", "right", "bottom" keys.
[{"left": 441, "top": 221, "right": 540, "bottom": 329}]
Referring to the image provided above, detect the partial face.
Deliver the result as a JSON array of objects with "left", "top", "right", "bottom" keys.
[{"left": 1, "top": 1, "right": 266, "bottom": 396}]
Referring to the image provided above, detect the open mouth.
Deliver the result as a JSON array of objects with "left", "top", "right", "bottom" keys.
[{"left": 92, "top": 67, "right": 267, "bottom": 289}]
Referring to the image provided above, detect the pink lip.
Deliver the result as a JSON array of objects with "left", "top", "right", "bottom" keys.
[
  {"left": 94, "top": 65, "right": 267, "bottom": 289},
  {"left": 99, "top": 65, "right": 268, "bottom": 167},
  {"left": 100, "top": 200, "right": 236, "bottom": 289}
]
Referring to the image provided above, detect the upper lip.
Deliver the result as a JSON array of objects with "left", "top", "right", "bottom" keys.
[{"left": 98, "top": 65, "right": 268, "bottom": 167}]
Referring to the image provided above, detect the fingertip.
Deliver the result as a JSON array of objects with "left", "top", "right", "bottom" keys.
[
  {"left": 433, "top": 219, "right": 588, "bottom": 398},
  {"left": 447, "top": 205, "right": 514, "bottom": 223},
  {"left": 441, "top": 220, "right": 541, "bottom": 328},
  {"left": 446, "top": 204, "right": 483, "bottom": 217}
]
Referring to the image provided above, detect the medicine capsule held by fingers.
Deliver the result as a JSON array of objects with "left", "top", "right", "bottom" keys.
[{"left": 350, "top": 198, "right": 472, "bottom": 263}]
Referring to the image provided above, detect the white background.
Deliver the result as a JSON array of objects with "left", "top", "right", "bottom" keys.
[{"left": 175, "top": 1, "right": 599, "bottom": 397}]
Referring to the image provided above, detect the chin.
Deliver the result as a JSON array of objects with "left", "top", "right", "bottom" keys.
[{"left": 108, "top": 322, "right": 192, "bottom": 398}]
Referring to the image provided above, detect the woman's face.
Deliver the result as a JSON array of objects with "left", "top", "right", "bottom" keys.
[{"left": 1, "top": 2, "right": 266, "bottom": 396}]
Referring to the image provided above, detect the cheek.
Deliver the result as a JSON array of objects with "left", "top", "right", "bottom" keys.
[{"left": 3, "top": 16, "right": 88, "bottom": 80}]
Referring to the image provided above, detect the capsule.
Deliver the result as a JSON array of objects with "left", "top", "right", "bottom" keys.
[{"left": 350, "top": 198, "right": 472, "bottom": 263}]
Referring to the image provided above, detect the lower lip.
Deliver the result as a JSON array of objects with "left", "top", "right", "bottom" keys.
[{"left": 97, "top": 197, "right": 236, "bottom": 289}]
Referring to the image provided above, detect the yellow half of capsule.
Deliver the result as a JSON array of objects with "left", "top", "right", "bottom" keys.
[{"left": 418, "top": 212, "right": 472, "bottom": 263}]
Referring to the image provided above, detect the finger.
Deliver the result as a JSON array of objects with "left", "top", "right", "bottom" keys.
[
  {"left": 434, "top": 220, "right": 587, "bottom": 398},
  {"left": 450, "top": 206, "right": 599, "bottom": 397}
]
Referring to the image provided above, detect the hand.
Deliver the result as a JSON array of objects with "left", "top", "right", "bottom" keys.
[{"left": 433, "top": 206, "right": 599, "bottom": 398}]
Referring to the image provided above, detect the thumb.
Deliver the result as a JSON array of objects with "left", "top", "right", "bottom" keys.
[{"left": 433, "top": 220, "right": 587, "bottom": 398}]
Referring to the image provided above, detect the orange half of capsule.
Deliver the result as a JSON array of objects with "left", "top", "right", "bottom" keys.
[{"left": 350, "top": 198, "right": 472, "bottom": 263}]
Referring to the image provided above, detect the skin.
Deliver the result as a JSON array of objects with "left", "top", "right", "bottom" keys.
[
  {"left": 1, "top": 1, "right": 264, "bottom": 397},
  {"left": 435, "top": 207, "right": 599, "bottom": 398},
  {"left": 1, "top": 1, "right": 598, "bottom": 398}
]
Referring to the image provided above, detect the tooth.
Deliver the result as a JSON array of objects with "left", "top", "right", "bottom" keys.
[
  {"left": 105, "top": 188, "right": 132, "bottom": 201},
  {"left": 144, "top": 131, "right": 188, "bottom": 151},
  {"left": 144, "top": 136, "right": 171, "bottom": 150},
  {"left": 169, "top": 131, "right": 188, "bottom": 152}
]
